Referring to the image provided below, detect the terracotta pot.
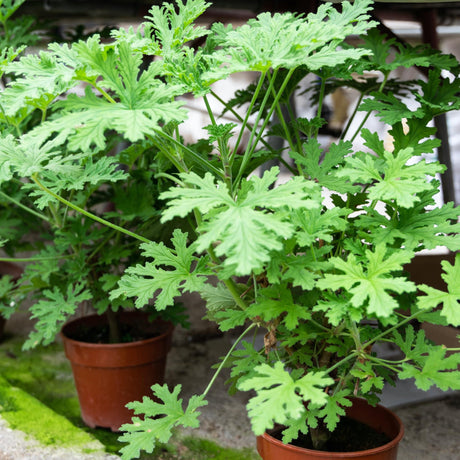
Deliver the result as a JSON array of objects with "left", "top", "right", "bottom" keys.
[
  {"left": 0, "top": 261, "right": 23, "bottom": 341},
  {"left": 257, "top": 398, "right": 404, "bottom": 460},
  {"left": 61, "top": 311, "right": 174, "bottom": 431}
]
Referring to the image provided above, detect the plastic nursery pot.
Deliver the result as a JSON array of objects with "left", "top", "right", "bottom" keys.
[
  {"left": 61, "top": 311, "right": 174, "bottom": 431},
  {"left": 0, "top": 261, "right": 24, "bottom": 341},
  {"left": 257, "top": 398, "right": 404, "bottom": 460}
]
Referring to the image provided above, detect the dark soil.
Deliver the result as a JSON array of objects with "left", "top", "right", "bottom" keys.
[
  {"left": 271, "top": 417, "right": 391, "bottom": 452},
  {"left": 65, "top": 321, "right": 162, "bottom": 344}
]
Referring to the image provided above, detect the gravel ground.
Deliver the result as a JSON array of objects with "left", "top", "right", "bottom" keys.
[{"left": 0, "top": 417, "right": 118, "bottom": 460}]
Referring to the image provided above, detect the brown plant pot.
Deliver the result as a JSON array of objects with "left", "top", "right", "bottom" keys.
[
  {"left": 257, "top": 398, "right": 404, "bottom": 460},
  {"left": 61, "top": 311, "right": 174, "bottom": 431},
  {"left": 0, "top": 261, "right": 24, "bottom": 341}
]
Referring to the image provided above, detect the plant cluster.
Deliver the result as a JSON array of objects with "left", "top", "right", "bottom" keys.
[
  {"left": 0, "top": 0, "right": 45, "bottom": 321},
  {"left": 0, "top": 0, "right": 190, "bottom": 345},
  {"left": 0, "top": 0, "right": 459, "bottom": 458}
]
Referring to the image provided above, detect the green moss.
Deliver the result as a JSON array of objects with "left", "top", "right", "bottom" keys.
[
  {"left": 179, "top": 436, "right": 259, "bottom": 460},
  {"left": 0, "top": 337, "right": 79, "bottom": 420},
  {"left": 0, "top": 376, "right": 98, "bottom": 448},
  {"left": 127, "top": 434, "right": 259, "bottom": 460},
  {"left": 0, "top": 334, "right": 259, "bottom": 459},
  {"left": 0, "top": 336, "right": 106, "bottom": 452}
]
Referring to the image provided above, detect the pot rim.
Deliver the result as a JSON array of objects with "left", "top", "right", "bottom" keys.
[
  {"left": 60, "top": 311, "right": 174, "bottom": 350},
  {"left": 259, "top": 398, "right": 404, "bottom": 458}
]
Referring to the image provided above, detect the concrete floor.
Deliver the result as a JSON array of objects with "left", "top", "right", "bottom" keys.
[{"left": 0, "top": 295, "right": 460, "bottom": 459}]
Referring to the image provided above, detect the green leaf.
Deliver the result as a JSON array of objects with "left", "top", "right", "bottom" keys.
[
  {"left": 23, "top": 284, "right": 92, "bottom": 349},
  {"left": 204, "top": 123, "right": 237, "bottom": 146},
  {"left": 160, "top": 167, "right": 319, "bottom": 275},
  {"left": 2, "top": 48, "right": 78, "bottom": 116},
  {"left": 360, "top": 28, "right": 459, "bottom": 73},
  {"left": 280, "top": 410, "right": 311, "bottom": 444},
  {"left": 359, "top": 92, "right": 425, "bottom": 125},
  {"left": 38, "top": 85, "right": 186, "bottom": 151},
  {"left": 222, "top": 341, "right": 267, "bottom": 394},
  {"left": 280, "top": 253, "right": 325, "bottom": 290},
  {"left": 416, "top": 69, "right": 460, "bottom": 117},
  {"left": 317, "top": 390, "right": 352, "bottom": 431},
  {"left": 18, "top": 38, "right": 188, "bottom": 151},
  {"left": 227, "top": 342, "right": 265, "bottom": 376},
  {"left": 293, "top": 206, "right": 350, "bottom": 247},
  {"left": 290, "top": 139, "right": 357, "bottom": 193},
  {"left": 248, "top": 287, "right": 311, "bottom": 330},
  {"left": 355, "top": 197, "right": 460, "bottom": 251},
  {"left": 417, "top": 254, "right": 460, "bottom": 326},
  {"left": 313, "top": 294, "right": 363, "bottom": 326},
  {"left": 0, "top": 133, "right": 128, "bottom": 210},
  {"left": 399, "top": 347, "right": 460, "bottom": 391},
  {"left": 351, "top": 361, "right": 385, "bottom": 393},
  {"left": 318, "top": 244, "right": 416, "bottom": 317},
  {"left": 393, "top": 325, "right": 427, "bottom": 363},
  {"left": 389, "top": 118, "right": 440, "bottom": 156},
  {"left": 238, "top": 362, "right": 333, "bottom": 435},
  {"left": 339, "top": 147, "right": 444, "bottom": 208},
  {"left": 111, "top": 230, "right": 209, "bottom": 310},
  {"left": 200, "top": 282, "right": 239, "bottom": 320},
  {"left": 118, "top": 384, "right": 207, "bottom": 460},
  {"left": 207, "top": 0, "right": 375, "bottom": 74},
  {"left": 213, "top": 309, "right": 248, "bottom": 332},
  {"left": 146, "top": 0, "right": 210, "bottom": 55}
]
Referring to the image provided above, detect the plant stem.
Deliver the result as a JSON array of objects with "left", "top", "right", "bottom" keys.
[
  {"left": 315, "top": 76, "right": 326, "bottom": 131},
  {"left": 268, "top": 73, "right": 295, "bottom": 152},
  {"left": 202, "top": 323, "right": 257, "bottom": 398},
  {"left": 210, "top": 88, "right": 279, "bottom": 154},
  {"left": 205, "top": 242, "right": 248, "bottom": 312},
  {"left": 0, "top": 190, "right": 50, "bottom": 222},
  {"left": 365, "top": 354, "right": 400, "bottom": 373},
  {"left": 230, "top": 71, "right": 267, "bottom": 163},
  {"left": 154, "top": 172, "right": 186, "bottom": 186},
  {"left": 154, "top": 129, "right": 224, "bottom": 178},
  {"left": 203, "top": 94, "right": 232, "bottom": 186},
  {"left": 325, "top": 351, "right": 358, "bottom": 375},
  {"left": 105, "top": 308, "right": 121, "bottom": 344},
  {"left": 349, "top": 72, "right": 390, "bottom": 143},
  {"left": 92, "top": 83, "right": 117, "bottom": 104},
  {"left": 364, "top": 310, "right": 424, "bottom": 349},
  {"left": 0, "top": 255, "right": 72, "bottom": 263},
  {"left": 31, "top": 174, "right": 151, "bottom": 245},
  {"left": 235, "top": 68, "right": 295, "bottom": 186},
  {"left": 340, "top": 92, "right": 364, "bottom": 140}
]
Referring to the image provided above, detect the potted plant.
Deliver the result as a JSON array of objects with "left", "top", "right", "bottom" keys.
[
  {"left": 105, "top": 1, "right": 458, "bottom": 458},
  {"left": 0, "top": 4, "right": 187, "bottom": 430},
  {"left": 1, "top": 0, "right": 459, "bottom": 457}
]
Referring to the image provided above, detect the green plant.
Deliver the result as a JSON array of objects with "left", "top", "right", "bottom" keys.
[
  {"left": 0, "top": 0, "right": 47, "bottom": 324},
  {"left": 0, "top": 0, "right": 459, "bottom": 458},
  {"left": 0, "top": 1, "right": 189, "bottom": 347}
]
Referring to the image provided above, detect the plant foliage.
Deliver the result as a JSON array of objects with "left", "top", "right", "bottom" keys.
[{"left": 0, "top": 0, "right": 459, "bottom": 458}]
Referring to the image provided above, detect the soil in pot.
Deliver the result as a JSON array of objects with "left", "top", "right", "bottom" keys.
[
  {"left": 64, "top": 317, "right": 165, "bottom": 344},
  {"left": 270, "top": 417, "right": 391, "bottom": 452},
  {"left": 257, "top": 398, "right": 404, "bottom": 460}
]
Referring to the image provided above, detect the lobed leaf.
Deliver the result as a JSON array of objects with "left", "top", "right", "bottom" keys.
[
  {"left": 119, "top": 384, "right": 207, "bottom": 460},
  {"left": 239, "top": 362, "right": 333, "bottom": 435}
]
